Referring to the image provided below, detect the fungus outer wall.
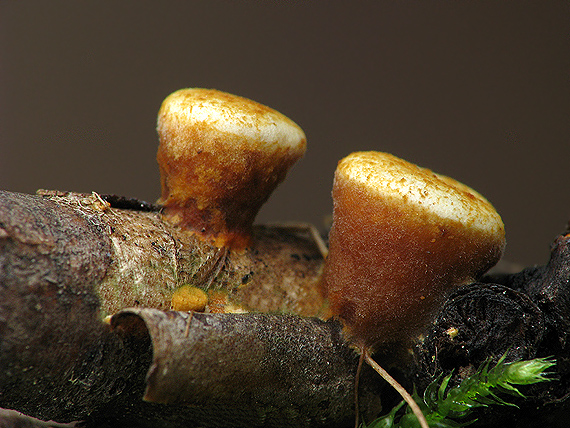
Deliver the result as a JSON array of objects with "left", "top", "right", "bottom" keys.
[{"left": 323, "top": 152, "right": 506, "bottom": 349}]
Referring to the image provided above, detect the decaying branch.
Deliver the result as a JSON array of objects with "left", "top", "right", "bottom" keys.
[
  {"left": 108, "top": 309, "right": 386, "bottom": 428},
  {"left": 0, "top": 189, "right": 371, "bottom": 427},
  {"left": 2, "top": 189, "right": 570, "bottom": 427},
  {"left": 31, "top": 189, "right": 328, "bottom": 317}
]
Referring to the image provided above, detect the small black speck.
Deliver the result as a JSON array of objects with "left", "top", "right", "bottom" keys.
[{"left": 101, "top": 194, "right": 159, "bottom": 212}]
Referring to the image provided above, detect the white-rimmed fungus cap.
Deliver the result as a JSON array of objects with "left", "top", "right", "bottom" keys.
[
  {"left": 323, "top": 151, "right": 505, "bottom": 348},
  {"left": 156, "top": 88, "right": 306, "bottom": 249}
]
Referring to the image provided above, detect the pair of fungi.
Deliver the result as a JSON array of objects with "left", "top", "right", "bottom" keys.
[{"left": 156, "top": 88, "right": 506, "bottom": 428}]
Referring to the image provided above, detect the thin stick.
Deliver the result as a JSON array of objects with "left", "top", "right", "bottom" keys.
[
  {"left": 354, "top": 351, "right": 365, "bottom": 428},
  {"left": 203, "top": 246, "right": 228, "bottom": 290},
  {"left": 183, "top": 311, "right": 194, "bottom": 338},
  {"left": 267, "top": 222, "right": 329, "bottom": 259},
  {"left": 363, "top": 349, "right": 429, "bottom": 428}
]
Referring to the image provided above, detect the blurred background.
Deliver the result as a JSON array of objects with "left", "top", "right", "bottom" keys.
[{"left": 1, "top": 1, "right": 568, "bottom": 267}]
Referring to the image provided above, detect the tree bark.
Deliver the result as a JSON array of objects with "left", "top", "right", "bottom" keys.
[
  {"left": 30, "top": 189, "right": 328, "bottom": 318},
  {"left": 2, "top": 189, "right": 570, "bottom": 427}
]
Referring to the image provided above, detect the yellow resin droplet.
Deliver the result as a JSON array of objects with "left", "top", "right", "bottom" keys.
[{"left": 171, "top": 285, "right": 208, "bottom": 312}]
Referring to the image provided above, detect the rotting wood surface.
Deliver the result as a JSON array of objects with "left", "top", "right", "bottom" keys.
[
  {"left": 34, "top": 189, "right": 328, "bottom": 318},
  {"left": 2, "top": 189, "right": 570, "bottom": 427}
]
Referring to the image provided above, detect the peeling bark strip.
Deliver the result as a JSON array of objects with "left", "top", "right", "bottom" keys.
[
  {"left": 110, "top": 309, "right": 384, "bottom": 427},
  {"left": 0, "top": 409, "right": 77, "bottom": 428}
]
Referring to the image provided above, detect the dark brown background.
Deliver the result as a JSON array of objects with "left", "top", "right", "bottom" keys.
[{"left": 1, "top": 1, "right": 569, "bottom": 267}]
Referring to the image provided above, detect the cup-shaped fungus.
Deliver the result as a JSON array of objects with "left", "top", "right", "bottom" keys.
[
  {"left": 157, "top": 88, "right": 306, "bottom": 249},
  {"left": 323, "top": 151, "right": 505, "bottom": 350}
]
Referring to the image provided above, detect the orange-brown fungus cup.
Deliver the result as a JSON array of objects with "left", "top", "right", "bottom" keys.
[
  {"left": 157, "top": 88, "right": 306, "bottom": 249},
  {"left": 323, "top": 151, "right": 505, "bottom": 349}
]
